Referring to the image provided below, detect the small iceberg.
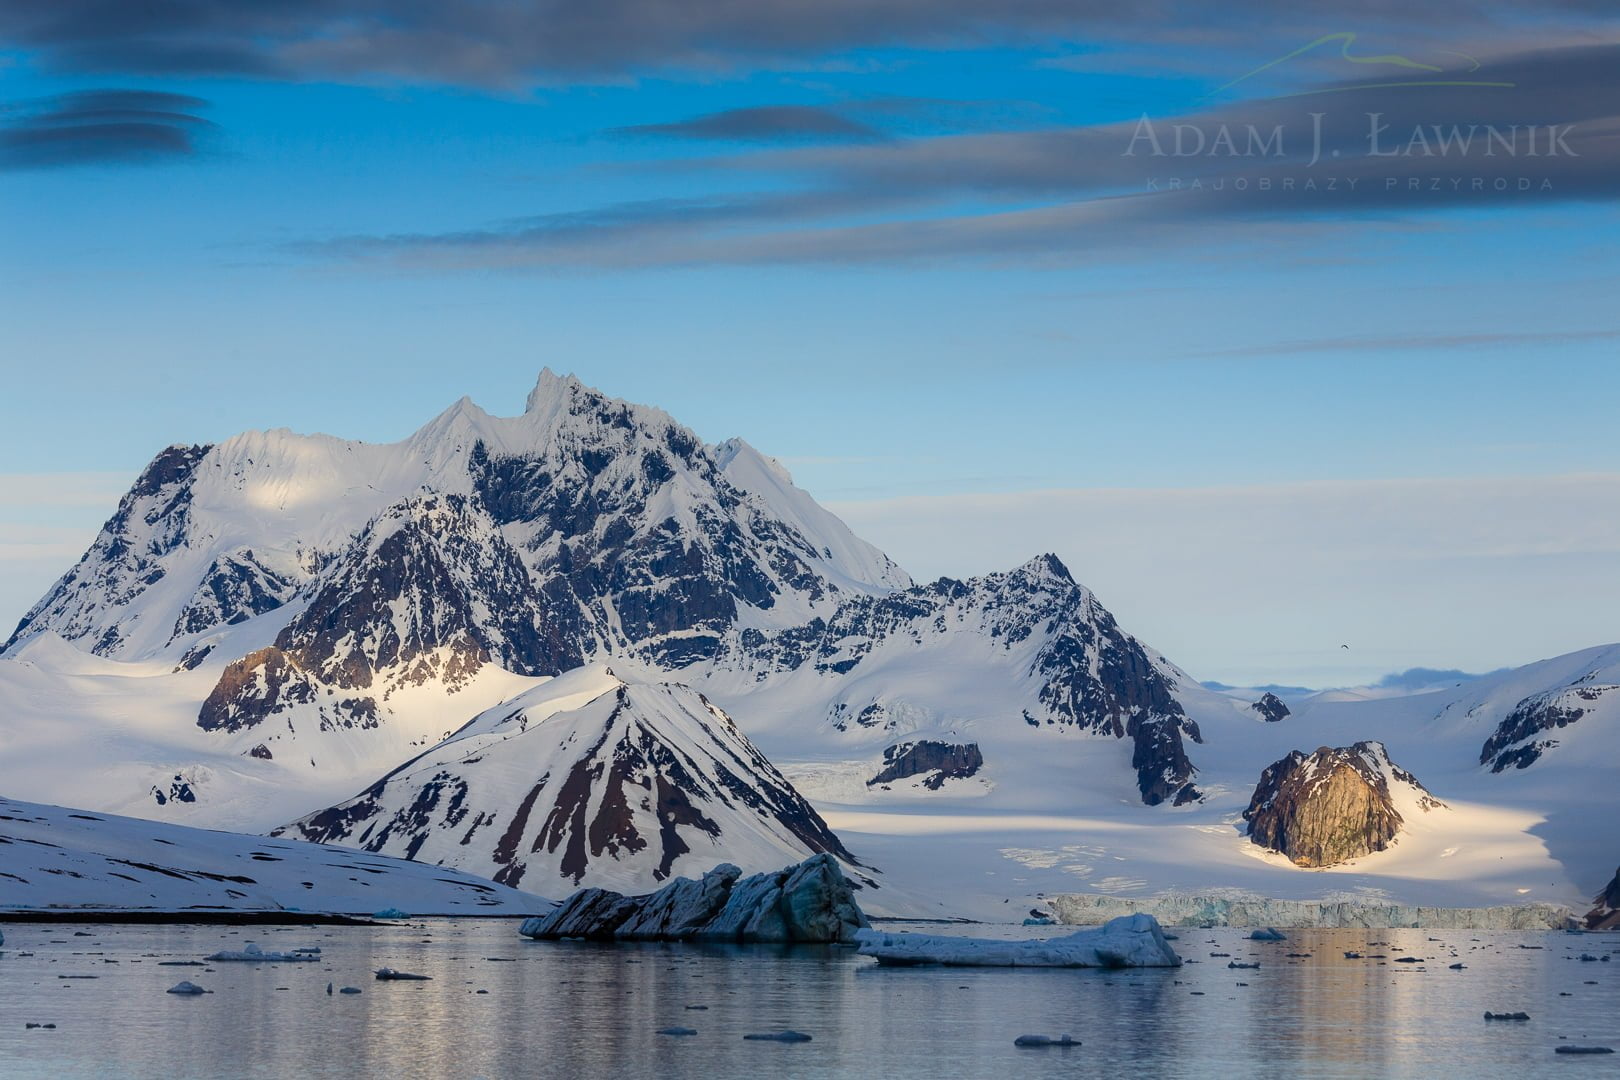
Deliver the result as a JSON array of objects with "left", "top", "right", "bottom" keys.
[
  {"left": 205, "top": 943, "right": 318, "bottom": 963},
  {"left": 1015, "top": 1035, "right": 1080, "bottom": 1048},
  {"left": 855, "top": 914, "right": 1181, "bottom": 968},
  {"left": 372, "top": 908, "right": 410, "bottom": 920},
  {"left": 1249, "top": 928, "right": 1287, "bottom": 941},
  {"left": 165, "top": 981, "right": 210, "bottom": 995},
  {"left": 743, "top": 1031, "right": 812, "bottom": 1042},
  {"left": 1228, "top": 961, "right": 1260, "bottom": 970},
  {"left": 1484, "top": 1012, "right": 1530, "bottom": 1021},
  {"left": 1555, "top": 1047, "right": 1614, "bottom": 1055},
  {"left": 375, "top": 968, "right": 431, "bottom": 981},
  {"left": 657, "top": 1027, "right": 698, "bottom": 1037}
]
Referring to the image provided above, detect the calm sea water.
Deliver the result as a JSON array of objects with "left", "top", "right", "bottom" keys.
[{"left": 0, "top": 920, "right": 1614, "bottom": 1079}]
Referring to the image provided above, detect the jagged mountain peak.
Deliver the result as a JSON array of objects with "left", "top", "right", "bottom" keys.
[{"left": 7, "top": 371, "right": 909, "bottom": 665}]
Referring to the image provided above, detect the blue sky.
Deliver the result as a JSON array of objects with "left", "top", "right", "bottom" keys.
[{"left": 2, "top": 3, "right": 1618, "bottom": 685}]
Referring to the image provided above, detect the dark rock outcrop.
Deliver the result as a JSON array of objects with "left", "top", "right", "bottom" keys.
[
  {"left": 1480, "top": 685, "right": 1613, "bottom": 773},
  {"left": 1243, "top": 741, "right": 1442, "bottom": 868},
  {"left": 867, "top": 741, "right": 983, "bottom": 790},
  {"left": 518, "top": 855, "right": 868, "bottom": 944},
  {"left": 1586, "top": 867, "right": 1620, "bottom": 930},
  {"left": 1251, "top": 692, "right": 1290, "bottom": 723}
]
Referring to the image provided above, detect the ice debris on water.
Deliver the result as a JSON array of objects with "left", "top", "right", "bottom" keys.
[
  {"left": 1015, "top": 1035, "right": 1080, "bottom": 1047},
  {"left": 1484, "top": 1012, "right": 1531, "bottom": 1021},
  {"left": 1249, "top": 928, "right": 1287, "bottom": 941},
  {"left": 166, "top": 981, "right": 210, "bottom": 995},
  {"left": 205, "top": 943, "right": 317, "bottom": 963},
  {"left": 375, "top": 968, "right": 431, "bottom": 981},
  {"left": 657, "top": 1027, "right": 698, "bottom": 1036},
  {"left": 372, "top": 909, "right": 410, "bottom": 920},
  {"left": 743, "top": 1031, "right": 812, "bottom": 1042}
]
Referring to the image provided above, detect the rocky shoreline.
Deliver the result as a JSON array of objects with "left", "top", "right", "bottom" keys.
[{"left": 1047, "top": 892, "right": 1574, "bottom": 930}]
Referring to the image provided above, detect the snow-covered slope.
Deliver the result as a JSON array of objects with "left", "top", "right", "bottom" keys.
[
  {"left": 0, "top": 795, "right": 546, "bottom": 915},
  {"left": 274, "top": 665, "right": 861, "bottom": 898},
  {"left": 689, "top": 554, "right": 1205, "bottom": 807},
  {"left": 799, "top": 643, "right": 1620, "bottom": 918}
]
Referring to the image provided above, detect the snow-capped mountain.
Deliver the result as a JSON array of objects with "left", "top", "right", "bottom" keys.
[
  {"left": 5, "top": 370, "right": 907, "bottom": 671},
  {"left": 275, "top": 665, "right": 862, "bottom": 897},
  {"left": 690, "top": 553, "right": 1205, "bottom": 807}
]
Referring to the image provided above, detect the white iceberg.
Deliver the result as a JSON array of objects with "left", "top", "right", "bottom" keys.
[
  {"left": 204, "top": 942, "right": 319, "bottom": 963},
  {"left": 855, "top": 914, "right": 1182, "bottom": 968}
]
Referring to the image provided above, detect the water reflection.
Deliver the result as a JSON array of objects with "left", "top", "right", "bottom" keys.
[{"left": 0, "top": 922, "right": 1612, "bottom": 1079}]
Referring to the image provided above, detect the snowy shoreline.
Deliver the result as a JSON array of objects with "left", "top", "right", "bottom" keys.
[{"left": 1047, "top": 892, "right": 1574, "bottom": 930}]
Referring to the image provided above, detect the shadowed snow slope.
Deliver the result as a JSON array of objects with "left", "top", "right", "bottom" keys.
[{"left": 0, "top": 796, "right": 545, "bottom": 915}]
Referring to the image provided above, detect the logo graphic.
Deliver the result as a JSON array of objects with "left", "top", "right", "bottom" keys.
[{"left": 1207, "top": 32, "right": 1516, "bottom": 100}]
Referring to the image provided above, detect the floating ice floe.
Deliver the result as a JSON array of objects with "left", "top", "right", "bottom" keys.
[
  {"left": 1249, "top": 928, "right": 1287, "bottom": 941},
  {"left": 372, "top": 909, "right": 410, "bottom": 920},
  {"left": 656, "top": 1027, "right": 698, "bottom": 1037},
  {"left": 374, "top": 968, "right": 431, "bottom": 981},
  {"left": 1015, "top": 1035, "right": 1080, "bottom": 1048},
  {"left": 204, "top": 943, "right": 319, "bottom": 963},
  {"left": 855, "top": 914, "right": 1181, "bottom": 968},
  {"left": 743, "top": 1031, "right": 812, "bottom": 1042},
  {"left": 165, "top": 982, "right": 210, "bottom": 995}
]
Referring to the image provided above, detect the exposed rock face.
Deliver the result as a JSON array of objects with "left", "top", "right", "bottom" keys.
[
  {"left": 518, "top": 854, "right": 868, "bottom": 944},
  {"left": 198, "top": 494, "right": 581, "bottom": 734},
  {"left": 1587, "top": 867, "right": 1620, "bottom": 930},
  {"left": 855, "top": 913, "right": 1181, "bottom": 968},
  {"left": 867, "top": 741, "right": 983, "bottom": 790},
  {"left": 1243, "top": 741, "right": 1441, "bottom": 868},
  {"left": 1251, "top": 692, "right": 1290, "bottom": 723},
  {"left": 277, "top": 669, "right": 858, "bottom": 896},
  {"left": 1480, "top": 684, "right": 1614, "bottom": 772}
]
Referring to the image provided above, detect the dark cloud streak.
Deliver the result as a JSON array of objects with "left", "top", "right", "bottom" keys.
[
  {"left": 1, "top": 0, "right": 1612, "bottom": 85},
  {"left": 0, "top": 88, "right": 214, "bottom": 169},
  {"left": 613, "top": 105, "right": 883, "bottom": 143}
]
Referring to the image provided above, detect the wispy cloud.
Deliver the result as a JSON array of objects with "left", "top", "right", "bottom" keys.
[{"left": 294, "top": 42, "right": 1620, "bottom": 269}]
